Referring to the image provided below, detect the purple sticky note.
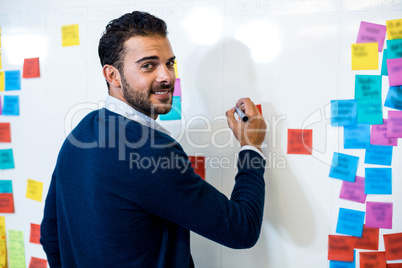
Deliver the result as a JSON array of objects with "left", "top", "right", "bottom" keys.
[
  {"left": 370, "top": 119, "right": 398, "bottom": 146},
  {"left": 366, "top": 201, "right": 393, "bottom": 229},
  {"left": 339, "top": 176, "right": 367, "bottom": 204},
  {"left": 356, "top": 22, "right": 386, "bottom": 52},
  {"left": 173, "top": 78, "right": 181, "bottom": 99},
  {"left": 387, "top": 111, "right": 402, "bottom": 138},
  {"left": 387, "top": 58, "right": 402, "bottom": 87}
]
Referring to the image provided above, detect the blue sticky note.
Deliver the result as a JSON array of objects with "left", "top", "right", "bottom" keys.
[
  {"left": 387, "top": 39, "right": 402, "bottom": 59},
  {"left": 384, "top": 86, "right": 402, "bottom": 110},
  {"left": 331, "top": 100, "right": 357, "bottom": 126},
  {"left": 336, "top": 208, "right": 365, "bottom": 237},
  {"left": 159, "top": 96, "right": 181, "bottom": 120},
  {"left": 365, "top": 168, "right": 392, "bottom": 194},
  {"left": 357, "top": 98, "right": 383, "bottom": 124},
  {"left": 329, "top": 251, "right": 356, "bottom": 268},
  {"left": 329, "top": 152, "right": 359, "bottom": 182},
  {"left": 344, "top": 124, "right": 370, "bottom": 149},
  {"left": 381, "top": 49, "right": 388, "bottom": 76},
  {"left": 2, "top": 95, "right": 19, "bottom": 116},
  {"left": 0, "top": 149, "right": 15, "bottom": 169},
  {"left": 5, "top": 70, "right": 21, "bottom": 91},
  {"left": 365, "top": 145, "right": 393, "bottom": 166},
  {"left": 355, "top": 75, "right": 382, "bottom": 100},
  {"left": 0, "top": 180, "right": 12, "bottom": 193}
]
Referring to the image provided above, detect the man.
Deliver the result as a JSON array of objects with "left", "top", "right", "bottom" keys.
[{"left": 41, "top": 11, "right": 267, "bottom": 267}]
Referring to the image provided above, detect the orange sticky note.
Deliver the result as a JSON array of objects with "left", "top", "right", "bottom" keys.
[
  {"left": 351, "top": 43, "right": 379, "bottom": 70},
  {"left": 0, "top": 123, "right": 11, "bottom": 143},
  {"left": 0, "top": 193, "right": 14, "bottom": 213},
  {"left": 287, "top": 129, "right": 312, "bottom": 155},
  {"left": 384, "top": 233, "right": 402, "bottom": 260},
  {"left": 355, "top": 225, "right": 379, "bottom": 250},
  {"left": 29, "top": 257, "right": 47, "bottom": 268},
  {"left": 188, "top": 156, "right": 206, "bottom": 180},
  {"left": 328, "top": 235, "right": 356, "bottom": 262},
  {"left": 29, "top": 223, "right": 40, "bottom": 244},
  {"left": 360, "top": 252, "right": 386, "bottom": 268},
  {"left": 23, "top": 58, "right": 40, "bottom": 78},
  {"left": 387, "top": 263, "right": 402, "bottom": 268},
  {"left": 256, "top": 104, "right": 262, "bottom": 114}
]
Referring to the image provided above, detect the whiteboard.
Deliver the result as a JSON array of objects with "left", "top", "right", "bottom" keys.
[{"left": 0, "top": 0, "right": 401, "bottom": 267}]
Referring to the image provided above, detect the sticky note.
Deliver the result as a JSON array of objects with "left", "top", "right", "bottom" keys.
[
  {"left": 357, "top": 98, "right": 383, "bottom": 125},
  {"left": 355, "top": 225, "right": 379, "bottom": 250},
  {"left": 360, "top": 252, "right": 386, "bottom": 268},
  {"left": 26, "top": 179, "right": 44, "bottom": 202},
  {"left": 287, "top": 129, "right": 312, "bottom": 155},
  {"left": 344, "top": 124, "right": 370, "bottom": 149},
  {"left": 387, "top": 263, "right": 402, "bottom": 268},
  {"left": 385, "top": 86, "right": 402, "bottom": 110},
  {"left": 0, "top": 72, "right": 4, "bottom": 91},
  {"left": 188, "top": 156, "right": 206, "bottom": 180},
  {"left": 62, "top": 24, "right": 80, "bottom": 47},
  {"left": 0, "top": 149, "right": 14, "bottom": 169},
  {"left": 0, "top": 180, "right": 12, "bottom": 193},
  {"left": 381, "top": 49, "right": 388, "bottom": 76},
  {"left": 365, "top": 145, "right": 393, "bottom": 166},
  {"left": 365, "top": 168, "right": 392, "bottom": 194},
  {"left": 329, "top": 152, "right": 359, "bottom": 182},
  {"left": 8, "top": 230, "right": 26, "bottom": 268},
  {"left": 387, "top": 58, "right": 402, "bottom": 87},
  {"left": 328, "top": 235, "right": 356, "bottom": 262},
  {"left": 0, "top": 193, "right": 14, "bottom": 213},
  {"left": 2, "top": 95, "right": 19, "bottom": 116},
  {"left": 371, "top": 119, "right": 398, "bottom": 146},
  {"left": 29, "top": 257, "right": 48, "bottom": 268},
  {"left": 5, "top": 70, "right": 21, "bottom": 91},
  {"left": 29, "top": 223, "right": 41, "bottom": 244},
  {"left": 387, "top": 39, "right": 402, "bottom": 59},
  {"left": 331, "top": 100, "right": 357, "bottom": 126},
  {"left": 339, "top": 176, "right": 367, "bottom": 204},
  {"left": 366, "top": 201, "right": 393, "bottom": 229},
  {"left": 256, "top": 104, "right": 262, "bottom": 114},
  {"left": 173, "top": 60, "right": 178, "bottom": 78},
  {"left": 386, "top": 19, "right": 402, "bottom": 40},
  {"left": 356, "top": 21, "right": 386, "bottom": 52},
  {"left": 23, "top": 57, "right": 40, "bottom": 78},
  {"left": 329, "top": 259, "right": 355, "bottom": 268},
  {"left": 387, "top": 111, "right": 402, "bottom": 137},
  {"left": 0, "top": 216, "right": 6, "bottom": 268},
  {"left": 351, "top": 43, "right": 378, "bottom": 70},
  {"left": 355, "top": 75, "right": 382, "bottom": 99},
  {"left": 384, "top": 233, "right": 402, "bottom": 260},
  {"left": 159, "top": 96, "right": 181, "bottom": 120},
  {"left": 0, "top": 123, "right": 11, "bottom": 142},
  {"left": 336, "top": 208, "right": 365, "bottom": 237},
  {"left": 173, "top": 78, "right": 181, "bottom": 98}
]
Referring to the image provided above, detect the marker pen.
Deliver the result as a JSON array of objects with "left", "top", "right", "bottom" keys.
[{"left": 235, "top": 106, "right": 249, "bottom": 122}]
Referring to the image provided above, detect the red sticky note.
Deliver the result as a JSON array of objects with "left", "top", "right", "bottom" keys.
[
  {"left": 387, "top": 264, "right": 402, "bottom": 268},
  {"left": 360, "top": 252, "right": 387, "bottom": 268},
  {"left": 23, "top": 57, "right": 40, "bottom": 78},
  {"left": 384, "top": 233, "right": 402, "bottom": 260},
  {"left": 0, "top": 123, "right": 11, "bottom": 142},
  {"left": 287, "top": 129, "right": 312, "bottom": 155},
  {"left": 256, "top": 104, "right": 262, "bottom": 114},
  {"left": 188, "top": 156, "right": 206, "bottom": 180},
  {"left": 387, "top": 58, "right": 402, "bottom": 87},
  {"left": 0, "top": 193, "right": 14, "bottom": 213},
  {"left": 30, "top": 223, "right": 41, "bottom": 244},
  {"left": 328, "top": 235, "right": 356, "bottom": 262},
  {"left": 355, "top": 225, "right": 379, "bottom": 250},
  {"left": 29, "top": 257, "right": 48, "bottom": 268}
]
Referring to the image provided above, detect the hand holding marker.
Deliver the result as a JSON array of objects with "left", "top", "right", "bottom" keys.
[{"left": 235, "top": 105, "right": 249, "bottom": 122}]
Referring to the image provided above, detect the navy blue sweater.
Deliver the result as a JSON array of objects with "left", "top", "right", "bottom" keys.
[{"left": 41, "top": 108, "right": 266, "bottom": 267}]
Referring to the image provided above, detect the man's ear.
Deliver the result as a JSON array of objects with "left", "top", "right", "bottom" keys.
[{"left": 102, "top": 65, "right": 121, "bottom": 88}]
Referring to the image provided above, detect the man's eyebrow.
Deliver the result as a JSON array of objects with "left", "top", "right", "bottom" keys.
[{"left": 135, "top": 55, "right": 176, "bottom": 64}]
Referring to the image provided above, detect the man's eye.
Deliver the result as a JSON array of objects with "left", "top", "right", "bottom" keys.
[
  {"left": 142, "top": 63, "right": 154, "bottom": 69},
  {"left": 167, "top": 61, "right": 175, "bottom": 67}
]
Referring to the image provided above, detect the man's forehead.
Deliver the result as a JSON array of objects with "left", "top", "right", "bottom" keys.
[{"left": 123, "top": 35, "right": 174, "bottom": 59}]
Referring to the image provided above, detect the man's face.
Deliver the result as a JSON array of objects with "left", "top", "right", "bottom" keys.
[{"left": 119, "top": 35, "right": 176, "bottom": 119}]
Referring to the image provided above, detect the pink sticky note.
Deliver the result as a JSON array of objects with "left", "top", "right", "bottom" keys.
[
  {"left": 366, "top": 201, "right": 393, "bottom": 229},
  {"left": 173, "top": 78, "right": 181, "bottom": 99},
  {"left": 387, "top": 58, "right": 402, "bottom": 87},
  {"left": 339, "top": 176, "right": 367, "bottom": 204},
  {"left": 357, "top": 21, "right": 387, "bottom": 52},
  {"left": 387, "top": 111, "right": 402, "bottom": 138},
  {"left": 371, "top": 119, "right": 398, "bottom": 146}
]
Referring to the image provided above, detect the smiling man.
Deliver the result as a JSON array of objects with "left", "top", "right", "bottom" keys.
[{"left": 41, "top": 11, "right": 267, "bottom": 267}]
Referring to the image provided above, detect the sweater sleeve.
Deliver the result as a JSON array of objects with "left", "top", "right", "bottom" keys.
[{"left": 130, "top": 143, "right": 265, "bottom": 249}]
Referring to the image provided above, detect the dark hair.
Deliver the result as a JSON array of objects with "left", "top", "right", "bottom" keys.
[{"left": 98, "top": 11, "right": 168, "bottom": 89}]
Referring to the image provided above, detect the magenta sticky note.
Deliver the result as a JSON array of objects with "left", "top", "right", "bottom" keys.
[
  {"left": 339, "top": 176, "right": 367, "bottom": 204},
  {"left": 173, "top": 78, "right": 181, "bottom": 99},
  {"left": 387, "top": 111, "right": 402, "bottom": 138},
  {"left": 387, "top": 58, "right": 402, "bottom": 87},
  {"left": 366, "top": 201, "right": 392, "bottom": 229},
  {"left": 370, "top": 119, "right": 398, "bottom": 146},
  {"left": 356, "top": 21, "right": 386, "bottom": 52}
]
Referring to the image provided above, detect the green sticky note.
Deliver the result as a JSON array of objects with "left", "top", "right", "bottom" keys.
[
  {"left": 159, "top": 96, "right": 181, "bottom": 121},
  {"left": 8, "top": 230, "right": 26, "bottom": 268},
  {"left": 355, "top": 75, "right": 382, "bottom": 100},
  {"left": 0, "top": 149, "right": 14, "bottom": 169},
  {"left": 357, "top": 98, "right": 383, "bottom": 125}
]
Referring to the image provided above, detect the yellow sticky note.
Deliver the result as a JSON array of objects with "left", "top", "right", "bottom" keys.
[
  {"left": 386, "top": 19, "right": 402, "bottom": 40},
  {"left": 26, "top": 179, "right": 43, "bottom": 202},
  {"left": 0, "top": 72, "right": 4, "bottom": 91},
  {"left": 173, "top": 60, "right": 178, "bottom": 78},
  {"left": 351, "top": 43, "right": 378, "bottom": 70},
  {"left": 0, "top": 217, "right": 5, "bottom": 268},
  {"left": 62, "top": 24, "right": 80, "bottom": 47}
]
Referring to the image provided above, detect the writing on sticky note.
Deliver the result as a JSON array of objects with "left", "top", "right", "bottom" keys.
[
  {"left": 0, "top": 72, "right": 4, "bottom": 91},
  {"left": 329, "top": 152, "right": 359, "bottom": 182},
  {"left": 159, "top": 96, "right": 181, "bottom": 120},
  {"left": 387, "top": 58, "right": 402, "bottom": 87},
  {"left": 360, "top": 252, "right": 386, "bottom": 268},
  {"left": 339, "top": 176, "right": 367, "bottom": 204},
  {"left": 3, "top": 95, "right": 19, "bottom": 116},
  {"left": 351, "top": 43, "right": 378, "bottom": 70},
  {"left": 385, "top": 86, "right": 402, "bottom": 110},
  {"left": 0, "top": 180, "right": 12, "bottom": 193},
  {"left": 328, "top": 235, "right": 356, "bottom": 262},
  {"left": 29, "top": 257, "right": 48, "bottom": 268},
  {"left": 0, "top": 193, "right": 14, "bottom": 213},
  {"left": 287, "top": 129, "right": 312, "bottom": 155},
  {"left": 0, "top": 123, "right": 11, "bottom": 142},
  {"left": 365, "top": 168, "right": 392, "bottom": 194},
  {"left": 355, "top": 75, "right": 382, "bottom": 99},
  {"left": 23, "top": 58, "right": 40, "bottom": 78},
  {"left": 357, "top": 99, "right": 383, "bottom": 125},
  {"left": 173, "top": 78, "right": 181, "bottom": 99},
  {"left": 387, "top": 39, "right": 402, "bottom": 59},
  {"left": 371, "top": 119, "right": 398, "bottom": 146},
  {"left": 26, "top": 179, "right": 44, "bottom": 202},
  {"left": 8, "top": 230, "right": 26, "bottom": 268},
  {"left": 188, "top": 156, "right": 206, "bottom": 180},
  {"left": 62, "top": 24, "right": 80, "bottom": 47},
  {"left": 366, "top": 201, "right": 392, "bottom": 229},
  {"left": 365, "top": 145, "right": 393, "bottom": 166},
  {"left": 5, "top": 70, "right": 21, "bottom": 91},
  {"left": 30, "top": 223, "right": 40, "bottom": 244},
  {"left": 0, "top": 149, "right": 14, "bottom": 169},
  {"left": 387, "top": 111, "right": 402, "bottom": 138},
  {"left": 344, "top": 124, "right": 370, "bottom": 149},
  {"left": 386, "top": 19, "right": 402, "bottom": 40},
  {"left": 336, "top": 208, "right": 365, "bottom": 237},
  {"left": 331, "top": 100, "right": 357, "bottom": 126},
  {"left": 357, "top": 21, "right": 386, "bottom": 52},
  {"left": 355, "top": 225, "right": 379, "bottom": 250},
  {"left": 381, "top": 49, "right": 388, "bottom": 76},
  {"left": 384, "top": 233, "right": 402, "bottom": 260}
]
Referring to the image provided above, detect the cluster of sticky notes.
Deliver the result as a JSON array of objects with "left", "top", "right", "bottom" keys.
[{"left": 160, "top": 61, "right": 182, "bottom": 121}]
